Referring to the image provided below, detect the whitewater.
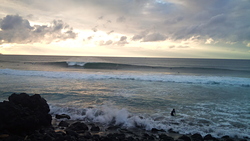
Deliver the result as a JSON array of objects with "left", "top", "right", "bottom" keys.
[{"left": 0, "top": 55, "right": 249, "bottom": 138}]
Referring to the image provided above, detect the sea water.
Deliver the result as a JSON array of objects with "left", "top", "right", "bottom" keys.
[{"left": 0, "top": 55, "right": 249, "bottom": 138}]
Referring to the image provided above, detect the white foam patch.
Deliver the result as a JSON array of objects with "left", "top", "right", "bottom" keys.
[
  {"left": 0, "top": 68, "right": 250, "bottom": 87},
  {"left": 66, "top": 61, "right": 86, "bottom": 67}
]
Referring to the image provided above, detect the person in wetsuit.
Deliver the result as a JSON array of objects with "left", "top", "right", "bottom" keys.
[{"left": 171, "top": 109, "right": 176, "bottom": 116}]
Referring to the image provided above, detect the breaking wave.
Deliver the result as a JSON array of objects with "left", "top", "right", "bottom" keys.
[
  {"left": 49, "top": 103, "right": 250, "bottom": 138},
  {"left": 65, "top": 61, "right": 250, "bottom": 73}
]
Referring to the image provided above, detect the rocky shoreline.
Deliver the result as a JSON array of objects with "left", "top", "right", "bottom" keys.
[{"left": 0, "top": 93, "right": 249, "bottom": 141}]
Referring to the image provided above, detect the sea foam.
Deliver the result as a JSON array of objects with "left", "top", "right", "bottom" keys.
[
  {"left": 0, "top": 69, "right": 250, "bottom": 87},
  {"left": 0, "top": 68, "right": 249, "bottom": 87},
  {"left": 49, "top": 103, "right": 250, "bottom": 139}
]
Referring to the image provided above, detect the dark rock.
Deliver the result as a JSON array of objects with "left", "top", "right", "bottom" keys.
[
  {"left": 63, "top": 135, "right": 77, "bottom": 141},
  {"left": 204, "top": 134, "right": 213, "bottom": 140},
  {"left": 191, "top": 133, "right": 203, "bottom": 141},
  {"left": 2, "top": 135, "right": 24, "bottom": 141},
  {"left": 151, "top": 128, "right": 166, "bottom": 132},
  {"left": 224, "top": 139, "right": 234, "bottom": 141},
  {"left": 204, "top": 134, "right": 218, "bottom": 141},
  {"left": 159, "top": 134, "right": 174, "bottom": 141},
  {"left": 8, "top": 93, "right": 50, "bottom": 113},
  {"left": 54, "top": 136, "right": 66, "bottom": 141},
  {"left": 168, "top": 128, "right": 179, "bottom": 133},
  {"left": 221, "top": 136, "right": 235, "bottom": 141},
  {"left": 179, "top": 135, "right": 191, "bottom": 141},
  {"left": 43, "top": 133, "right": 54, "bottom": 141},
  {"left": 119, "top": 128, "right": 134, "bottom": 135},
  {"left": 143, "top": 133, "right": 155, "bottom": 140},
  {"left": 66, "top": 129, "right": 79, "bottom": 138},
  {"left": 82, "top": 131, "right": 92, "bottom": 139},
  {"left": 143, "top": 133, "right": 150, "bottom": 138},
  {"left": 90, "top": 125, "right": 100, "bottom": 131},
  {"left": 107, "top": 133, "right": 126, "bottom": 140},
  {"left": 0, "top": 93, "right": 52, "bottom": 134},
  {"left": 58, "top": 121, "right": 70, "bottom": 127},
  {"left": 106, "top": 125, "right": 120, "bottom": 131},
  {"left": 126, "top": 136, "right": 136, "bottom": 141},
  {"left": 92, "top": 134, "right": 100, "bottom": 140},
  {"left": 100, "top": 136, "right": 111, "bottom": 141},
  {"left": 55, "top": 114, "right": 71, "bottom": 119},
  {"left": 221, "top": 135, "right": 230, "bottom": 139},
  {"left": 67, "top": 122, "right": 89, "bottom": 132}
]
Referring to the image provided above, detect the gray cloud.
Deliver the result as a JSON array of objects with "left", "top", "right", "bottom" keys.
[
  {"left": 107, "top": 30, "right": 114, "bottom": 35},
  {"left": 143, "top": 33, "right": 167, "bottom": 42},
  {"left": 92, "top": 26, "right": 98, "bottom": 32},
  {"left": 98, "top": 16, "right": 104, "bottom": 20},
  {"left": 1, "top": 0, "right": 250, "bottom": 47},
  {"left": 116, "top": 36, "right": 128, "bottom": 46},
  {"left": 87, "top": 36, "right": 93, "bottom": 40},
  {"left": 132, "top": 31, "right": 167, "bottom": 42},
  {"left": 169, "top": 45, "right": 189, "bottom": 49},
  {"left": 0, "top": 14, "right": 77, "bottom": 44},
  {"left": 99, "top": 40, "right": 113, "bottom": 46},
  {"left": 116, "top": 16, "right": 126, "bottom": 23},
  {"left": 98, "top": 36, "right": 128, "bottom": 46},
  {"left": 125, "top": 0, "right": 250, "bottom": 46},
  {"left": 0, "top": 15, "right": 32, "bottom": 30}
]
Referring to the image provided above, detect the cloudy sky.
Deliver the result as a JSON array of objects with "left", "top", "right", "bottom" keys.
[{"left": 0, "top": 0, "right": 250, "bottom": 59}]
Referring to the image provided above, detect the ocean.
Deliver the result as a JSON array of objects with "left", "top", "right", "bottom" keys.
[{"left": 0, "top": 55, "right": 249, "bottom": 138}]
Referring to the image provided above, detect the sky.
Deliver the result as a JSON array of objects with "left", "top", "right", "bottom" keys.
[{"left": 0, "top": 0, "right": 250, "bottom": 59}]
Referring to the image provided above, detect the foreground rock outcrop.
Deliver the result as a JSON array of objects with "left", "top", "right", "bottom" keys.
[{"left": 0, "top": 93, "right": 52, "bottom": 134}]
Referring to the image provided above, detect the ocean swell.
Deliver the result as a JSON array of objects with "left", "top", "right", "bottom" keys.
[{"left": 0, "top": 68, "right": 249, "bottom": 87}]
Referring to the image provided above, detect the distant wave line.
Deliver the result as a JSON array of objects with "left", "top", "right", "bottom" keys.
[
  {"left": 0, "top": 68, "right": 249, "bottom": 87},
  {"left": 36, "top": 61, "right": 250, "bottom": 73}
]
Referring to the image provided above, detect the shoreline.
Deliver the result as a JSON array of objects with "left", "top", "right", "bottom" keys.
[
  {"left": 0, "top": 93, "right": 249, "bottom": 141},
  {"left": 50, "top": 118, "right": 249, "bottom": 141}
]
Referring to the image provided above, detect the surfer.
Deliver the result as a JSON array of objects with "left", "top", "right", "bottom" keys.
[{"left": 171, "top": 109, "right": 176, "bottom": 116}]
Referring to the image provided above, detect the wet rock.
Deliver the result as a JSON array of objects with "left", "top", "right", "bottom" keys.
[
  {"left": 66, "top": 129, "right": 79, "bottom": 138},
  {"left": 0, "top": 134, "right": 9, "bottom": 139},
  {"left": 221, "top": 136, "right": 237, "bottom": 141},
  {"left": 204, "top": 134, "right": 218, "bottom": 141},
  {"left": 222, "top": 135, "right": 230, "bottom": 139},
  {"left": 107, "top": 133, "right": 126, "bottom": 140},
  {"left": 43, "top": 133, "right": 54, "bottom": 141},
  {"left": 67, "top": 122, "right": 89, "bottom": 132},
  {"left": 58, "top": 121, "right": 70, "bottom": 127},
  {"left": 90, "top": 125, "right": 100, "bottom": 132},
  {"left": 8, "top": 93, "right": 50, "bottom": 114},
  {"left": 178, "top": 135, "right": 191, "bottom": 141},
  {"left": 2, "top": 135, "right": 24, "bottom": 141},
  {"left": 168, "top": 128, "right": 179, "bottom": 134},
  {"left": 106, "top": 125, "right": 120, "bottom": 131},
  {"left": 82, "top": 131, "right": 92, "bottom": 139},
  {"left": 92, "top": 134, "right": 100, "bottom": 140},
  {"left": 143, "top": 133, "right": 156, "bottom": 140},
  {"left": 55, "top": 114, "right": 71, "bottom": 119},
  {"left": 0, "top": 93, "right": 52, "bottom": 134},
  {"left": 119, "top": 128, "right": 134, "bottom": 135},
  {"left": 126, "top": 136, "right": 136, "bottom": 141},
  {"left": 159, "top": 134, "right": 174, "bottom": 141},
  {"left": 151, "top": 128, "right": 166, "bottom": 132},
  {"left": 224, "top": 139, "right": 234, "bottom": 141},
  {"left": 100, "top": 136, "right": 111, "bottom": 141},
  {"left": 191, "top": 133, "right": 203, "bottom": 141}
]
